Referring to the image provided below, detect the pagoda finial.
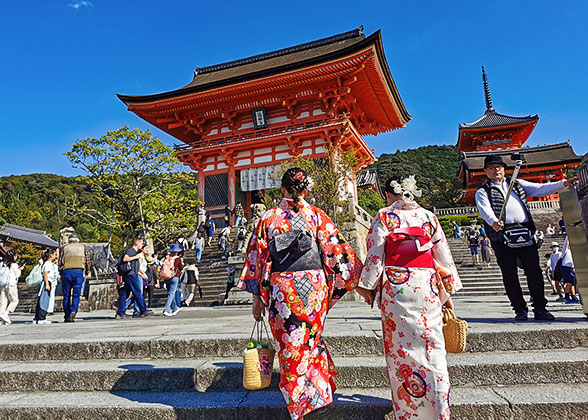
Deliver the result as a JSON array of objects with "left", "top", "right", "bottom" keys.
[{"left": 482, "top": 66, "right": 493, "bottom": 111}]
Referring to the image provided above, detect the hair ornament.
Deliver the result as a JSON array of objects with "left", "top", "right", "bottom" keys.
[{"left": 389, "top": 175, "right": 422, "bottom": 201}]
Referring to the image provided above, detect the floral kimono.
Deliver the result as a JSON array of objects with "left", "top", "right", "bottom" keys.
[
  {"left": 359, "top": 200, "right": 461, "bottom": 420},
  {"left": 238, "top": 198, "right": 363, "bottom": 419}
]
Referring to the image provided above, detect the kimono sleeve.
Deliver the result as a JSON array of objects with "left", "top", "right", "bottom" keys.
[
  {"left": 430, "top": 214, "right": 462, "bottom": 302},
  {"left": 359, "top": 209, "right": 388, "bottom": 290},
  {"left": 314, "top": 207, "right": 363, "bottom": 306},
  {"left": 237, "top": 216, "right": 272, "bottom": 305}
]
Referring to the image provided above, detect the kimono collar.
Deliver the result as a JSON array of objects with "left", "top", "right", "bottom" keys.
[
  {"left": 391, "top": 199, "right": 420, "bottom": 211},
  {"left": 279, "top": 197, "right": 310, "bottom": 211}
]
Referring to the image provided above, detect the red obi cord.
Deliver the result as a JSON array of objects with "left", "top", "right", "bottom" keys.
[{"left": 385, "top": 227, "right": 434, "bottom": 269}]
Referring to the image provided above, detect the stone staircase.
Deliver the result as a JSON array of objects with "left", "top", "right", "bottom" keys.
[
  {"left": 448, "top": 234, "right": 565, "bottom": 296},
  {"left": 0, "top": 299, "right": 586, "bottom": 419},
  {"left": 149, "top": 229, "right": 242, "bottom": 308}
]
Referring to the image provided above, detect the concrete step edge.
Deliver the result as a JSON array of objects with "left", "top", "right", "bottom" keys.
[
  {"left": 0, "top": 327, "right": 587, "bottom": 361},
  {"left": 0, "top": 384, "right": 587, "bottom": 420},
  {"left": 1, "top": 348, "right": 587, "bottom": 392}
]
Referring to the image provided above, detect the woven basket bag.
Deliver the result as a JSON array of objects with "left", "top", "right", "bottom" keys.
[
  {"left": 242, "top": 320, "right": 275, "bottom": 391},
  {"left": 442, "top": 308, "right": 468, "bottom": 354}
]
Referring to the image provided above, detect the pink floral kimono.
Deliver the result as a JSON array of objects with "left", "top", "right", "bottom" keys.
[
  {"left": 238, "top": 198, "right": 363, "bottom": 419},
  {"left": 359, "top": 200, "right": 462, "bottom": 420}
]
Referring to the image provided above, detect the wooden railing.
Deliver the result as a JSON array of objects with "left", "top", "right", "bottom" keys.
[
  {"left": 434, "top": 206, "right": 478, "bottom": 217},
  {"left": 353, "top": 202, "right": 373, "bottom": 229},
  {"left": 528, "top": 200, "right": 560, "bottom": 210},
  {"left": 434, "top": 200, "right": 560, "bottom": 216}
]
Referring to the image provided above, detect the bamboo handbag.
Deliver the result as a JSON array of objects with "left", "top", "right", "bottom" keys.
[
  {"left": 442, "top": 308, "right": 468, "bottom": 354},
  {"left": 243, "top": 320, "right": 276, "bottom": 390}
]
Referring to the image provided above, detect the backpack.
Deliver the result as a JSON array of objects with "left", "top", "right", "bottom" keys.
[
  {"left": 25, "top": 262, "right": 44, "bottom": 288},
  {"left": 0, "top": 262, "right": 10, "bottom": 287},
  {"left": 116, "top": 252, "right": 133, "bottom": 276},
  {"left": 204, "top": 219, "right": 211, "bottom": 229},
  {"left": 160, "top": 255, "right": 177, "bottom": 280},
  {"left": 553, "top": 259, "right": 563, "bottom": 282}
]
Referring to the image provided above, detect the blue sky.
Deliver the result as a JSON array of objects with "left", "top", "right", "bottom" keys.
[{"left": 1, "top": 0, "right": 587, "bottom": 176}]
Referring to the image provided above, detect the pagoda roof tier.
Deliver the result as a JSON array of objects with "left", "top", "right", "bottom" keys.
[
  {"left": 459, "top": 110, "right": 539, "bottom": 130},
  {"left": 117, "top": 28, "right": 411, "bottom": 142},
  {"left": 458, "top": 141, "right": 582, "bottom": 180},
  {"left": 456, "top": 110, "right": 539, "bottom": 153},
  {"left": 456, "top": 67, "right": 539, "bottom": 153}
]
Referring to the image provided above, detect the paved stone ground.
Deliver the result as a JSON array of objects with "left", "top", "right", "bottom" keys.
[
  {"left": 1, "top": 294, "right": 585, "bottom": 344},
  {"left": 0, "top": 294, "right": 587, "bottom": 419}
]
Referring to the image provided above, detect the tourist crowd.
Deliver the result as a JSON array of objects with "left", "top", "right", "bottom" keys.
[{"left": 0, "top": 156, "right": 582, "bottom": 420}]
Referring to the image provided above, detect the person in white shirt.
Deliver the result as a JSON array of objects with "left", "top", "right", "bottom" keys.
[
  {"left": 181, "top": 262, "right": 200, "bottom": 306},
  {"left": 475, "top": 154, "right": 577, "bottom": 321},
  {"left": 559, "top": 237, "right": 579, "bottom": 303},
  {"left": 546, "top": 224, "right": 555, "bottom": 235},
  {"left": 548, "top": 242, "right": 564, "bottom": 300},
  {"left": 0, "top": 250, "right": 21, "bottom": 324},
  {"left": 192, "top": 232, "right": 205, "bottom": 264}
]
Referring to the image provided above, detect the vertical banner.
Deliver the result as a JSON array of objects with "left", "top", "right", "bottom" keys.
[{"left": 240, "top": 170, "right": 249, "bottom": 192}]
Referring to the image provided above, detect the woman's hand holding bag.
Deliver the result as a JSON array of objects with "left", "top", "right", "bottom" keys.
[{"left": 243, "top": 319, "right": 275, "bottom": 391}]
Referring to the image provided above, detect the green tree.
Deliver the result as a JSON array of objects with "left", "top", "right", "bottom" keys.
[
  {"left": 358, "top": 188, "right": 385, "bottom": 216},
  {"left": 268, "top": 146, "right": 361, "bottom": 221},
  {"left": 65, "top": 126, "right": 200, "bottom": 247}
]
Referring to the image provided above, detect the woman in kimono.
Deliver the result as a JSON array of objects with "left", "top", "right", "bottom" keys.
[
  {"left": 238, "top": 168, "right": 363, "bottom": 419},
  {"left": 357, "top": 175, "right": 462, "bottom": 420}
]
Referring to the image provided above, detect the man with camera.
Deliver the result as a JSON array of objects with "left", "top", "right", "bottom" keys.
[{"left": 475, "top": 155, "right": 577, "bottom": 321}]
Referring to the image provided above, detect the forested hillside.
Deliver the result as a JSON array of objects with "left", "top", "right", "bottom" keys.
[
  {"left": 370, "top": 145, "right": 461, "bottom": 208},
  {"left": 0, "top": 174, "right": 107, "bottom": 242},
  {"left": 0, "top": 145, "right": 462, "bottom": 244}
]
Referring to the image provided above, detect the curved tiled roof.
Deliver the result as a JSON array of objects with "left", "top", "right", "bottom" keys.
[
  {"left": 194, "top": 28, "right": 364, "bottom": 76},
  {"left": 459, "top": 141, "right": 582, "bottom": 173},
  {"left": 356, "top": 168, "right": 379, "bottom": 188},
  {"left": 117, "top": 28, "right": 411, "bottom": 124},
  {"left": 0, "top": 224, "right": 58, "bottom": 248},
  {"left": 459, "top": 110, "right": 538, "bottom": 129}
]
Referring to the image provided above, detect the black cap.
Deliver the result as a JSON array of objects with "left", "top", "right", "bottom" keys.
[{"left": 483, "top": 155, "right": 507, "bottom": 169}]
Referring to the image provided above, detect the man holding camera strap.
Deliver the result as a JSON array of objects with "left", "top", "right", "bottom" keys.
[{"left": 475, "top": 155, "right": 577, "bottom": 321}]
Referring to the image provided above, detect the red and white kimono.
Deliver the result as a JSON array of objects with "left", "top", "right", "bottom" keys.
[
  {"left": 359, "top": 200, "right": 461, "bottom": 420},
  {"left": 238, "top": 198, "right": 362, "bottom": 419}
]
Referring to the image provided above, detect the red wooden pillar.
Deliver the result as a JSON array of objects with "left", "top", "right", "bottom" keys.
[
  {"left": 197, "top": 170, "right": 205, "bottom": 204},
  {"left": 228, "top": 165, "right": 236, "bottom": 215}
]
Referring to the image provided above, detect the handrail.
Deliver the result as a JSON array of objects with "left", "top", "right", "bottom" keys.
[
  {"left": 353, "top": 202, "right": 373, "bottom": 229},
  {"left": 434, "top": 200, "right": 560, "bottom": 216}
]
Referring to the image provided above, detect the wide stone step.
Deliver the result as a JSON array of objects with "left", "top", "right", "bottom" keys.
[
  {"left": 0, "top": 383, "right": 587, "bottom": 420},
  {"left": 2, "top": 348, "right": 586, "bottom": 393},
  {"left": 1, "top": 325, "right": 587, "bottom": 361}
]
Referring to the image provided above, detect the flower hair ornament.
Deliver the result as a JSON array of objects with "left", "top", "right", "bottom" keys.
[
  {"left": 389, "top": 175, "right": 422, "bottom": 201},
  {"left": 293, "top": 171, "right": 314, "bottom": 191}
]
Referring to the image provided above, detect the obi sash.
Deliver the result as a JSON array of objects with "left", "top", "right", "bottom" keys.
[
  {"left": 269, "top": 230, "right": 322, "bottom": 273},
  {"left": 385, "top": 227, "right": 434, "bottom": 269}
]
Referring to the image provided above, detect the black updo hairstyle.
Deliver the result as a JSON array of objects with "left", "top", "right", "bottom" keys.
[
  {"left": 42, "top": 248, "right": 55, "bottom": 262},
  {"left": 384, "top": 175, "right": 403, "bottom": 195},
  {"left": 281, "top": 167, "right": 309, "bottom": 213}
]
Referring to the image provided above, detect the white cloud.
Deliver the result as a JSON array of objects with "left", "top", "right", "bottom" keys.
[{"left": 68, "top": 1, "right": 93, "bottom": 9}]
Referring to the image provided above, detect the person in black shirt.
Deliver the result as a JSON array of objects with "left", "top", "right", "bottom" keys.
[
  {"left": 115, "top": 238, "right": 151, "bottom": 319},
  {"left": 467, "top": 228, "right": 480, "bottom": 266}
]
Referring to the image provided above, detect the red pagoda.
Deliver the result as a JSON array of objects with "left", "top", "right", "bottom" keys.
[
  {"left": 457, "top": 67, "right": 581, "bottom": 203},
  {"left": 118, "top": 28, "right": 410, "bottom": 220}
]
